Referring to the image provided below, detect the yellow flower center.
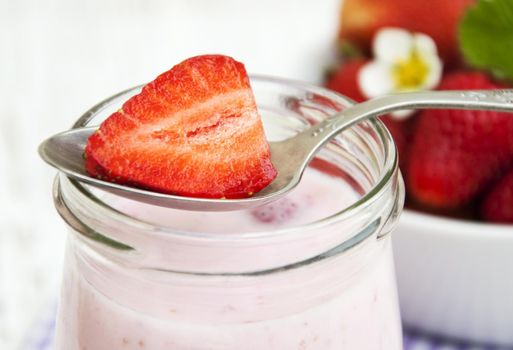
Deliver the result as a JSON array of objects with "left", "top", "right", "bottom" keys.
[{"left": 392, "top": 51, "right": 429, "bottom": 90}]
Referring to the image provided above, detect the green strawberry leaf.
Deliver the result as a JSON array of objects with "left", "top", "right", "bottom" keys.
[{"left": 459, "top": 0, "right": 513, "bottom": 81}]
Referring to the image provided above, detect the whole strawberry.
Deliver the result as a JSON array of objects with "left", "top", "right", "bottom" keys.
[
  {"left": 481, "top": 169, "right": 513, "bottom": 223},
  {"left": 325, "top": 59, "right": 414, "bottom": 172},
  {"left": 407, "top": 71, "right": 513, "bottom": 210},
  {"left": 325, "top": 59, "right": 368, "bottom": 103},
  {"left": 338, "top": 0, "right": 475, "bottom": 66}
]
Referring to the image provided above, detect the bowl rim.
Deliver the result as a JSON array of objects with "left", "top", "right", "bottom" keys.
[{"left": 400, "top": 209, "right": 513, "bottom": 238}]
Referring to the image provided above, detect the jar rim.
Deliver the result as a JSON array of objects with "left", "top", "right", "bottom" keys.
[{"left": 62, "top": 75, "right": 399, "bottom": 241}]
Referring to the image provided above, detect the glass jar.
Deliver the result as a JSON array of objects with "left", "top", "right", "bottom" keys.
[{"left": 52, "top": 76, "right": 404, "bottom": 349}]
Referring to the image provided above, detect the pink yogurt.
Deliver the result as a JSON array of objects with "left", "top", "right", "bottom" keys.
[{"left": 54, "top": 165, "right": 403, "bottom": 349}]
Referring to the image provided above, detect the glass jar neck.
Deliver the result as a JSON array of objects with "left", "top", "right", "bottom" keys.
[
  {"left": 55, "top": 164, "right": 402, "bottom": 275},
  {"left": 54, "top": 76, "right": 403, "bottom": 276}
]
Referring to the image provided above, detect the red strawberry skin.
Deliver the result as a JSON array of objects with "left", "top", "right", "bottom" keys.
[
  {"left": 325, "top": 59, "right": 413, "bottom": 172},
  {"left": 481, "top": 169, "right": 513, "bottom": 223},
  {"left": 325, "top": 59, "right": 367, "bottom": 103},
  {"left": 85, "top": 55, "right": 277, "bottom": 199},
  {"left": 338, "top": 0, "right": 475, "bottom": 66},
  {"left": 407, "top": 71, "right": 513, "bottom": 210}
]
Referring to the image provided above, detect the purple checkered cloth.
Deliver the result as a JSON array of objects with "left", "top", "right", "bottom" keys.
[
  {"left": 18, "top": 302, "right": 56, "bottom": 350},
  {"left": 20, "top": 304, "right": 512, "bottom": 350}
]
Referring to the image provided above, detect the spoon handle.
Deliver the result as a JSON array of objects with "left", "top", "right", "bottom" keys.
[{"left": 290, "top": 89, "right": 513, "bottom": 158}]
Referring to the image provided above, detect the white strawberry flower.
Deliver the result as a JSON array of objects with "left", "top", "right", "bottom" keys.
[{"left": 358, "top": 27, "right": 443, "bottom": 119}]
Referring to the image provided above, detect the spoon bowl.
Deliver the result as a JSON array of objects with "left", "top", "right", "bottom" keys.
[
  {"left": 39, "top": 126, "right": 300, "bottom": 211},
  {"left": 39, "top": 80, "right": 513, "bottom": 211}
]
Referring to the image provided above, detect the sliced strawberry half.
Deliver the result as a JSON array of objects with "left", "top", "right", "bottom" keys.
[{"left": 85, "top": 55, "right": 277, "bottom": 199}]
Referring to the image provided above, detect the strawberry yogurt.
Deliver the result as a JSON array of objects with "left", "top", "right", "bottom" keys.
[
  {"left": 51, "top": 77, "right": 404, "bottom": 350},
  {"left": 54, "top": 164, "right": 403, "bottom": 350}
]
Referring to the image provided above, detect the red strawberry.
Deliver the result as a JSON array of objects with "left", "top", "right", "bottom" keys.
[
  {"left": 381, "top": 116, "right": 415, "bottom": 173},
  {"left": 325, "top": 59, "right": 413, "bottom": 172},
  {"left": 325, "top": 59, "right": 368, "bottom": 102},
  {"left": 407, "top": 71, "right": 513, "bottom": 210},
  {"left": 481, "top": 169, "right": 513, "bottom": 223},
  {"left": 85, "top": 55, "right": 277, "bottom": 199},
  {"left": 338, "top": 0, "right": 475, "bottom": 66}
]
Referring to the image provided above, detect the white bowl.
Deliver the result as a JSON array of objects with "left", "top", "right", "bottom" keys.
[{"left": 393, "top": 209, "right": 513, "bottom": 346}]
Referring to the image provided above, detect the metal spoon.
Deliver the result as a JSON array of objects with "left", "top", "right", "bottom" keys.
[{"left": 39, "top": 89, "right": 513, "bottom": 211}]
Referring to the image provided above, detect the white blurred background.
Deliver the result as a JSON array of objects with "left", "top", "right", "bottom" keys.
[{"left": 0, "top": 0, "right": 340, "bottom": 348}]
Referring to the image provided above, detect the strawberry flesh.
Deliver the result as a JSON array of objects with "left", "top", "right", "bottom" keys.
[{"left": 85, "top": 55, "right": 277, "bottom": 199}]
